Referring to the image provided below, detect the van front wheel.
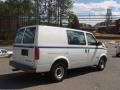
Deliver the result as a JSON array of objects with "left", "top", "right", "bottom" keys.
[
  {"left": 116, "top": 53, "right": 120, "bottom": 57},
  {"left": 97, "top": 57, "right": 106, "bottom": 71},
  {"left": 49, "top": 62, "right": 67, "bottom": 82}
]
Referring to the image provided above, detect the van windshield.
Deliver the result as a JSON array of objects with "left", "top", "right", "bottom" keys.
[{"left": 15, "top": 27, "right": 36, "bottom": 44}]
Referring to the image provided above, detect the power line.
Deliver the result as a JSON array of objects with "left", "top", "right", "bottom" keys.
[{"left": 77, "top": 15, "right": 120, "bottom": 16}]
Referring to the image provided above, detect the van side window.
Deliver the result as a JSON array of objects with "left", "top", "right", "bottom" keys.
[
  {"left": 23, "top": 27, "right": 36, "bottom": 44},
  {"left": 67, "top": 30, "right": 86, "bottom": 45},
  {"left": 86, "top": 33, "right": 97, "bottom": 45},
  {"left": 15, "top": 28, "right": 25, "bottom": 43}
]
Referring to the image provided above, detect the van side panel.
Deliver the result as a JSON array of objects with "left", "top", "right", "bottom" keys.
[
  {"left": 35, "top": 26, "right": 69, "bottom": 72},
  {"left": 37, "top": 26, "right": 68, "bottom": 45}
]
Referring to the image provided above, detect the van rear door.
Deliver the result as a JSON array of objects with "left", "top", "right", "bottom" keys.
[{"left": 13, "top": 27, "right": 37, "bottom": 67}]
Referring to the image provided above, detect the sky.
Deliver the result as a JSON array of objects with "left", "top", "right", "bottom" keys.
[{"left": 73, "top": 0, "right": 120, "bottom": 25}]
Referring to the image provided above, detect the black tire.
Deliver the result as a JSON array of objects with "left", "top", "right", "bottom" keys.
[
  {"left": 116, "top": 53, "right": 120, "bottom": 57},
  {"left": 49, "top": 62, "right": 67, "bottom": 82},
  {"left": 8, "top": 54, "right": 12, "bottom": 58},
  {"left": 97, "top": 57, "right": 106, "bottom": 71}
]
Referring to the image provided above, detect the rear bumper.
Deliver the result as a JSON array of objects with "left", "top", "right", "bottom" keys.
[{"left": 10, "top": 61, "right": 36, "bottom": 72}]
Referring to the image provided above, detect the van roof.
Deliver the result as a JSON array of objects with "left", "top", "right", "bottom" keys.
[{"left": 20, "top": 25, "right": 92, "bottom": 34}]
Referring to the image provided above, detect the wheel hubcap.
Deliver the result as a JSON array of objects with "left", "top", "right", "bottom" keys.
[
  {"left": 55, "top": 66, "right": 64, "bottom": 80},
  {"left": 100, "top": 60, "right": 105, "bottom": 69}
]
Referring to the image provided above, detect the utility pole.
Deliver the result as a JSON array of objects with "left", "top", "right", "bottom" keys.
[
  {"left": 35, "top": 0, "right": 39, "bottom": 25},
  {"left": 57, "top": 0, "right": 60, "bottom": 26},
  {"left": 59, "top": 0, "right": 62, "bottom": 26}
]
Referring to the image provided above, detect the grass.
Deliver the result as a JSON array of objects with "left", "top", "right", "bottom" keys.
[
  {"left": 95, "top": 33, "right": 120, "bottom": 37},
  {"left": 93, "top": 32, "right": 120, "bottom": 40},
  {"left": 0, "top": 40, "right": 13, "bottom": 46}
]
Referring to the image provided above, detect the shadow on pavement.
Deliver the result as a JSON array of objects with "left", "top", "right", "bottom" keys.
[
  {"left": 0, "top": 72, "right": 50, "bottom": 89},
  {"left": 112, "top": 56, "right": 120, "bottom": 58},
  {"left": 0, "top": 67, "right": 98, "bottom": 89},
  {"left": 67, "top": 67, "right": 98, "bottom": 79}
]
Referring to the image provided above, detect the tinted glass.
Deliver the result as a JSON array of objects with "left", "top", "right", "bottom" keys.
[
  {"left": 23, "top": 27, "right": 36, "bottom": 44},
  {"left": 86, "top": 33, "right": 97, "bottom": 45},
  {"left": 15, "top": 28, "right": 25, "bottom": 43},
  {"left": 67, "top": 30, "right": 86, "bottom": 45}
]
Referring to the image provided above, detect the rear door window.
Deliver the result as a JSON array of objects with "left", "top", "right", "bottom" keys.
[
  {"left": 23, "top": 27, "right": 36, "bottom": 44},
  {"left": 15, "top": 28, "right": 25, "bottom": 44}
]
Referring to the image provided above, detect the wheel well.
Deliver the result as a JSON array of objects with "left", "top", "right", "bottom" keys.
[
  {"left": 51, "top": 59, "right": 68, "bottom": 69},
  {"left": 101, "top": 56, "right": 107, "bottom": 62}
]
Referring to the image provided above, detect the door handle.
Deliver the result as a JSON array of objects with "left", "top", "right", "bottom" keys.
[
  {"left": 88, "top": 49, "right": 90, "bottom": 53},
  {"left": 85, "top": 49, "right": 87, "bottom": 53}
]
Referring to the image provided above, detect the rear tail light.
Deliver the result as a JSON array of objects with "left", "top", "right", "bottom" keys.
[{"left": 34, "top": 47, "right": 40, "bottom": 60}]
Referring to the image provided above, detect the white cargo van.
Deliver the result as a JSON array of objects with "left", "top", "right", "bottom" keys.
[{"left": 10, "top": 25, "right": 107, "bottom": 82}]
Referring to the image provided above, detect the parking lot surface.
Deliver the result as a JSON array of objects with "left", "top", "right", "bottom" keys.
[{"left": 0, "top": 43, "right": 120, "bottom": 90}]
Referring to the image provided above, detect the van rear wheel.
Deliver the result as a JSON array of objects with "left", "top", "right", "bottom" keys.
[
  {"left": 49, "top": 62, "right": 67, "bottom": 82},
  {"left": 97, "top": 57, "right": 106, "bottom": 71}
]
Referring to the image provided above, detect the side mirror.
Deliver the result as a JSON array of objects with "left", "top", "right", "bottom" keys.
[{"left": 96, "top": 41, "right": 102, "bottom": 46}]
